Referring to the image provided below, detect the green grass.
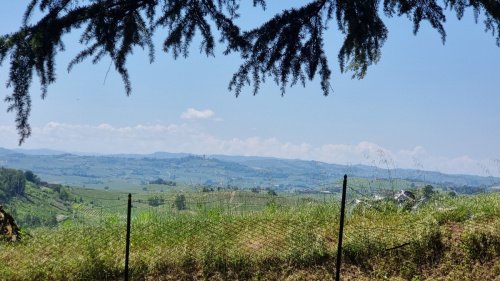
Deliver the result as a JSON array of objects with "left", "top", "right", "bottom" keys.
[{"left": 0, "top": 193, "right": 499, "bottom": 280}]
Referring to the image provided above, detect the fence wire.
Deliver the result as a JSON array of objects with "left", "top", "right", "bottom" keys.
[{"left": 7, "top": 176, "right": 495, "bottom": 280}]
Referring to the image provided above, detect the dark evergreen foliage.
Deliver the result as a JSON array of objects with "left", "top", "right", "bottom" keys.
[
  {"left": 149, "top": 177, "right": 176, "bottom": 186},
  {"left": 1, "top": 0, "right": 499, "bottom": 144},
  {"left": 147, "top": 195, "right": 165, "bottom": 206},
  {"left": 174, "top": 194, "right": 187, "bottom": 210},
  {"left": 24, "top": 170, "right": 41, "bottom": 184},
  {"left": 0, "top": 168, "right": 26, "bottom": 200}
]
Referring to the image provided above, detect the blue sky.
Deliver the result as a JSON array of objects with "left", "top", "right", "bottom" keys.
[{"left": 1, "top": 1, "right": 499, "bottom": 176}]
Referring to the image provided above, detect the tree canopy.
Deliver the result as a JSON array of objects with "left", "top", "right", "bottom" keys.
[
  {"left": 0, "top": 167, "right": 26, "bottom": 200},
  {"left": 1, "top": 0, "right": 499, "bottom": 144}
]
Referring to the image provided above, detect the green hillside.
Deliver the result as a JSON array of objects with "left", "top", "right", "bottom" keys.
[{"left": 0, "top": 167, "right": 74, "bottom": 228}]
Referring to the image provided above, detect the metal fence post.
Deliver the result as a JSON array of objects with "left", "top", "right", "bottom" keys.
[
  {"left": 335, "top": 175, "right": 348, "bottom": 281},
  {"left": 125, "top": 193, "right": 132, "bottom": 281}
]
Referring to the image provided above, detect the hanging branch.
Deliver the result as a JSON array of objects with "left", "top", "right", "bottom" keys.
[{"left": 1, "top": 0, "right": 499, "bottom": 144}]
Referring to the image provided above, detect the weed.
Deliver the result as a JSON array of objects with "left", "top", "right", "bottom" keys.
[{"left": 462, "top": 227, "right": 500, "bottom": 262}]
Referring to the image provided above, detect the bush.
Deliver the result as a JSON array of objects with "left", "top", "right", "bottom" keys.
[
  {"left": 148, "top": 196, "right": 165, "bottom": 207},
  {"left": 267, "top": 189, "right": 277, "bottom": 196},
  {"left": 59, "top": 188, "right": 70, "bottom": 201},
  {"left": 462, "top": 228, "right": 500, "bottom": 262},
  {"left": 174, "top": 194, "right": 187, "bottom": 210},
  {"left": 24, "top": 170, "right": 40, "bottom": 184},
  {"left": 149, "top": 178, "right": 176, "bottom": 186},
  {"left": 423, "top": 185, "right": 434, "bottom": 198}
]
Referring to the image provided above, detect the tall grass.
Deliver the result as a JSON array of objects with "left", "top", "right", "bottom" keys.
[{"left": 0, "top": 193, "right": 498, "bottom": 280}]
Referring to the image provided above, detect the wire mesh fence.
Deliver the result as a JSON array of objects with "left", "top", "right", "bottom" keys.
[
  {"left": 55, "top": 186, "right": 345, "bottom": 279},
  {"left": 130, "top": 199, "right": 339, "bottom": 260},
  {"left": 3, "top": 174, "right": 498, "bottom": 280},
  {"left": 49, "top": 181, "right": 429, "bottom": 277}
]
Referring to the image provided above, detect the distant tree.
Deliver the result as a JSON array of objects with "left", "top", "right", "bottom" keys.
[
  {"left": 45, "top": 183, "right": 63, "bottom": 193},
  {"left": 58, "top": 187, "right": 69, "bottom": 201},
  {"left": 24, "top": 170, "right": 40, "bottom": 184},
  {"left": 149, "top": 178, "right": 176, "bottom": 186},
  {"left": 267, "top": 189, "right": 278, "bottom": 196},
  {"left": 147, "top": 195, "right": 165, "bottom": 207},
  {"left": 0, "top": 167, "right": 26, "bottom": 199},
  {"left": 1, "top": 1, "right": 499, "bottom": 144},
  {"left": 149, "top": 178, "right": 166, "bottom": 185},
  {"left": 202, "top": 186, "right": 214, "bottom": 192},
  {"left": 174, "top": 194, "right": 187, "bottom": 210},
  {"left": 423, "top": 185, "right": 434, "bottom": 198},
  {"left": 104, "top": 186, "right": 109, "bottom": 190}
]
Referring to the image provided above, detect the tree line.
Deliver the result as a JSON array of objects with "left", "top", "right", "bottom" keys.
[{"left": 0, "top": 168, "right": 26, "bottom": 201}]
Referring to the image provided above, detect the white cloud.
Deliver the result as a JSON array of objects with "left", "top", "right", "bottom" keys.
[
  {"left": 0, "top": 122, "right": 499, "bottom": 177},
  {"left": 180, "top": 108, "right": 215, "bottom": 120}
]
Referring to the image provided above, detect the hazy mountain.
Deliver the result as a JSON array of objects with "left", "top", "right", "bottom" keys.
[
  {"left": 210, "top": 155, "right": 499, "bottom": 187},
  {"left": 11, "top": 148, "right": 68, "bottom": 155},
  {"left": 0, "top": 147, "right": 498, "bottom": 191},
  {"left": 0, "top": 148, "right": 22, "bottom": 156},
  {"left": 109, "top": 151, "right": 193, "bottom": 159}
]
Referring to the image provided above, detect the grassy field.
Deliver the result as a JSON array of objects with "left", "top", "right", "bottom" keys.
[{"left": 0, "top": 190, "right": 499, "bottom": 280}]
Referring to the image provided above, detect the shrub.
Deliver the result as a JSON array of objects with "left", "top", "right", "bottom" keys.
[
  {"left": 462, "top": 228, "right": 500, "bottom": 262},
  {"left": 148, "top": 196, "right": 165, "bottom": 207},
  {"left": 174, "top": 194, "right": 187, "bottom": 210}
]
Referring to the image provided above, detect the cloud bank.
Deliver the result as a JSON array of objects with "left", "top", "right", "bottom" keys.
[{"left": 1, "top": 122, "right": 499, "bottom": 177}]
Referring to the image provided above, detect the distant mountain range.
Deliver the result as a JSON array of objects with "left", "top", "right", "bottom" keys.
[{"left": 1, "top": 147, "right": 499, "bottom": 191}]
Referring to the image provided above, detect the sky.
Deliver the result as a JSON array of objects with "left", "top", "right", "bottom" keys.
[{"left": 1, "top": 1, "right": 500, "bottom": 177}]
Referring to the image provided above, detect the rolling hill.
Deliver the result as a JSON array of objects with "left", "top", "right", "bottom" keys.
[{"left": 0, "top": 147, "right": 498, "bottom": 191}]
